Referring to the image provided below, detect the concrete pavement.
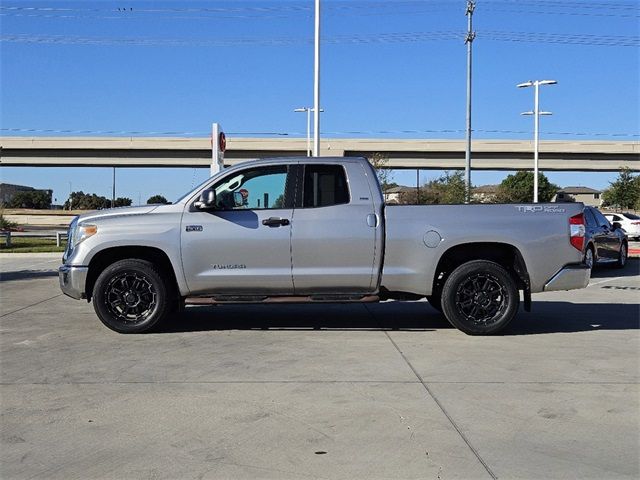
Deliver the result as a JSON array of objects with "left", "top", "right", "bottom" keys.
[{"left": 1, "top": 254, "right": 638, "bottom": 479}]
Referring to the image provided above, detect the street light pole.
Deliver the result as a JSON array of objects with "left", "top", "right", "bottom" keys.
[
  {"left": 313, "top": 0, "right": 321, "bottom": 157},
  {"left": 295, "top": 107, "right": 324, "bottom": 157},
  {"left": 517, "top": 79, "right": 557, "bottom": 203}
]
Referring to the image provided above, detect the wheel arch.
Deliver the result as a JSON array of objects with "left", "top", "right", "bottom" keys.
[
  {"left": 86, "top": 246, "right": 180, "bottom": 302},
  {"left": 432, "top": 242, "right": 530, "bottom": 296}
]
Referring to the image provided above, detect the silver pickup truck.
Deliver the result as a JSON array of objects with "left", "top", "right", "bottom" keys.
[{"left": 59, "top": 157, "right": 590, "bottom": 335}]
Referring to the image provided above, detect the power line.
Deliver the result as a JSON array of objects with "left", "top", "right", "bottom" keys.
[
  {"left": 2, "top": 127, "right": 638, "bottom": 138},
  {"left": 2, "top": 1, "right": 637, "bottom": 20},
  {"left": 2, "top": 31, "right": 637, "bottom": 47}
]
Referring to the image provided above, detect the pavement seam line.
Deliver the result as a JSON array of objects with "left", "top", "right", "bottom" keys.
[
  {"left": 361, "top": 302, "right": 497, "bottom": 478},
  {"left": 1, "top": 294, "right": 63, "bottom": 318},
  {"left": 382, "top": 329, "right": 498, "bottom": 480},
  {"left": 1, "top": 380, "right": 636, "bottom": 386}
]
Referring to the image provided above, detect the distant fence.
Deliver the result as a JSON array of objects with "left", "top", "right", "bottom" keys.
[
  {"left": 0, "top": 231, "right": 68, "bottom": 247},
  {"left": 2, "top": 209, "right": 88, "bottom": 227}
]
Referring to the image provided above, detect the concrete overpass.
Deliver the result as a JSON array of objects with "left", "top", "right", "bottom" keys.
[{"left": 0, "top": 136, "right": 638, "bottom": 171}]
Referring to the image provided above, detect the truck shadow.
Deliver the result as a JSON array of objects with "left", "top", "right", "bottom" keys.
[
  {"left": 590, "top": 257, "right": 639, "bottom": 279},
  {"left": 505, "top": 301, "right": 639, "bottom": 335},
  {"left": 0, "top": 270, "right": 59, "bottom": 282},
  {"left": 159, "top": 302, "right": 444, "bottom": 333},
  {"left": 156, "top": 300, "right": 639, "bottom": 335}
]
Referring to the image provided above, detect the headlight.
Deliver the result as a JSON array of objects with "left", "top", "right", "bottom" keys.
[{"left": 74, "top": 224, "right": 98, "bottom": 247}]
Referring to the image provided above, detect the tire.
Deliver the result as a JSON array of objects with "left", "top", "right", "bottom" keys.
[
  {"left": 440, "top": 260, "right": 520, "bottom": 335},
  {"left": 426, "top": 294, "right": 442, "bottom": 312},
  {"left": 615, "top": 242, "right": 628, "bottom": 269},
  {"left": 583, "top": 245, "right": 595, "bottom": 271},
  {"left": 92, "top": 259, "right": 171, "bottom": 333}
]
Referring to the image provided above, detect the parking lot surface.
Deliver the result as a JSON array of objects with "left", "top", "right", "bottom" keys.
[{"left": 1, "top": 253, "right": 639, "bottom": 479}]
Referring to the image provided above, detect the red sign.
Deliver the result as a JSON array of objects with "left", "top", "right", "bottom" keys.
[{"left": 218, "top": 132, "right": 226, "bottom": 153}]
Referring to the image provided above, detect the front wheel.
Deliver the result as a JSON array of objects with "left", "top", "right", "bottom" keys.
[
  {"left": 93, "top": 259, "right": 171, "bottom": 333},
  {"left": 440, "top": 260, "right": 520, "bottom": 335}
]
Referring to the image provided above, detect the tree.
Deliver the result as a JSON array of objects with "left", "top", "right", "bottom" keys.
[
  {"left": 64, "top": 191, "right": 108, "bottom": 210},
  {"left": 601, "top": 167, "right": 640, "bottom": 210},
  {"left": 8, "top": 190, "right": 52, "bottom": 209},
  {"left": 64, "top": 191, "right": 133, "bottom": 210},
  {"left": 368, "top": 153, "right": 395, "bottom": 192},
  {"left": 495, "top": 171, "right": 559, "bottom": 203},
  {"left": 399, "top": 171, "right": 467, "bottom": 205},
  {"left": 113, "top": 197, "right": 132, "bottom": 207},
  {"left": 146, "top": 195, "right": 169, "bottom": 204}
]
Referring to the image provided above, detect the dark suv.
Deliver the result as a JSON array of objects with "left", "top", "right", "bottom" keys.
[{"left": 583, "top": 206, "right": 628, "bottom": 269}]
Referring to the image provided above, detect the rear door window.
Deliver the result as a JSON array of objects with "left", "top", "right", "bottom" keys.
[
  {"left": 584, "top": 209, "right": 598, "bottom": 228},
  {"left": 592, "top": 209, "right": 611, "bottom": 228},
  {"left": 302, "top": 165, "right": 349, "bottom": 208}
]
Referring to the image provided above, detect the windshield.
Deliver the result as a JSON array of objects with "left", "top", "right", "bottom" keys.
[{"left": 623, "top": 213, "right": 640, "bottom": 220}]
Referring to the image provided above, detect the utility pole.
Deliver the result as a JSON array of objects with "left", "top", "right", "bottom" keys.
[
  {"left": 313, "top": 0, "right": 321, "bottom": 157},
  {"left": 464, "top": 0, "right": 475, "bottom": 203}
]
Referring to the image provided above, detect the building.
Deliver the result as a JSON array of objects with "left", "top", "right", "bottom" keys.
[
  {"left": 553, "top": 186, "right": 602, "bottom": 207},
  {"left": 0, "top": 183, "right": 53, "bottom": 207},
  {"left": 471, "top": 185, "right": 500, "bottom": 203},
  {"left": 383, "top": 186, "right": 417, "bottom": 204}
]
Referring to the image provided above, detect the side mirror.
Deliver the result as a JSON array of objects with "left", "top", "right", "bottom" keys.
[
  {"left": 612, "top": 221, "right": 622, "bottom": 230},
  {"left": 194, "top": 188, "right": 216, "bottom": 210}
]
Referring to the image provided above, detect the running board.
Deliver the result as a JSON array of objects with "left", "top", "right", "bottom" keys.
[{"left": 185, "top": 294, "right": 380, "bottom": 305}]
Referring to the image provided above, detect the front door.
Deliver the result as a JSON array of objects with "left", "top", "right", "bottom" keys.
[{"left": 181, "top": 164, "right": 295, "bottom": 295}]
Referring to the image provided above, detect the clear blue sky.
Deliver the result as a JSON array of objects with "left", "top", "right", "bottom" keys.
[{"left": 1, "top": 0, "right": 638, "bottom": 204}]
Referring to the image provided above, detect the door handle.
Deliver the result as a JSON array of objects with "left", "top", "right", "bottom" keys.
[{"left": 262, "top": 217, "right": 290, "bottom": 227}]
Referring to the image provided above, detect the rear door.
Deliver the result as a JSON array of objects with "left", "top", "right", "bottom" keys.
[
  {"left": 591, "top": 208, "right": 620, "bottom": 259},
  {"left": 290, "top": 162, "right": 379, "bottom": 294},
  {"left": 585, "top": 208, "right": 608, "bottom": 260}
]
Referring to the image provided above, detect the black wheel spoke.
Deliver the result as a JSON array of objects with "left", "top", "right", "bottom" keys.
[
  {"left": 105, "top": 271, "right": 157, "bottom": 325},
  {"left": 454, "top": 272, "right": 509, "bottom": 326}
]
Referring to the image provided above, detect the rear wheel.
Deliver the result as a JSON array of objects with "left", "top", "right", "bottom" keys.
[
  {"left": 615, "top": 242, "right": 628, "bottom": 269},
  {"left": 583, "top": 245, "right": 595, "bottom": 270},
  {"left": 93, "top": 259, "right": 171, "bottom": 333},
  {"left": 440, "top": 260, "right": 519, "bottom": 335}
]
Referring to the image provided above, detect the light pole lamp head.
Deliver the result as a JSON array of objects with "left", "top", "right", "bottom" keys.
[
  {"left": 539, "top": 80, "right": 558, "bottom": 86},
  {"left": 294, "top": 108, "right": 308, "bottom": 113},
  {"left": 517, "top": 81, "right": 534, "bottom": 88}
]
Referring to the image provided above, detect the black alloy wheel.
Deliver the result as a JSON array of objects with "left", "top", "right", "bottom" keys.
[
  {"left": 441, "top": 260, "right": 519, "bottom": 335},
  {"left": 93, "top": 259, "right": 171, "bottom": 333}
]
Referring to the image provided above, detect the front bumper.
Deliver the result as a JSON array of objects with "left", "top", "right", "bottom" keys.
[
  {"left": 543, "top": 264, "right": 591, "bottom": 292},
  {"left": 58, "top": 265, "right": 89, "bottom": 299}
]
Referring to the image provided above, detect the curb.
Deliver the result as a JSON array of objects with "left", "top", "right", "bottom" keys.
[{"left": 0, "top": 252, "right": 62, "bottom": 258}]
